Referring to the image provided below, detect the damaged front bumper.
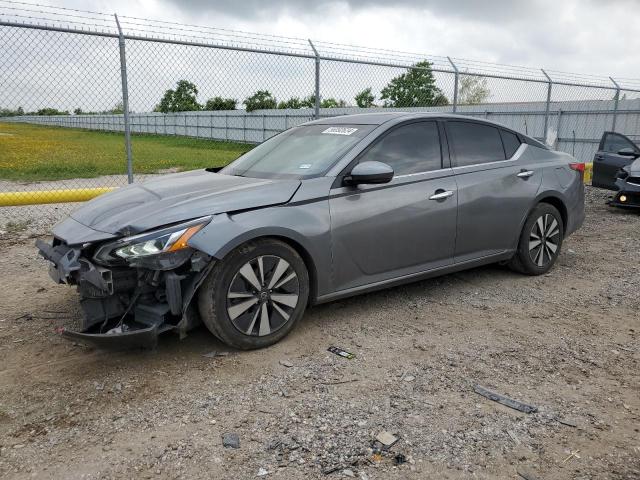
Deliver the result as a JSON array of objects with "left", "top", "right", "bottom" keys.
[
  {"left": 36, "top": 237, "right": 213, "bottom": 349},
  {"left": 609, "top": 175, "right": 640, "bottom": 210}
]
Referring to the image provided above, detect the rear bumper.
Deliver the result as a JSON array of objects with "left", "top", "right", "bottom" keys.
[{"left": 564, "top": 178, "right": 586, "bottom": 237}]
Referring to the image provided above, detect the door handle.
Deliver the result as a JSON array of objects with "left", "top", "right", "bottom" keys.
[
  {"left": 517, "top": 170, "right": 534, "bottom": 178},
  {"left": 594, "top": 155, "right": 604, "bottom": 161},
  {"left": 429, "top": 190, "right": 454, "bottom": 200}
]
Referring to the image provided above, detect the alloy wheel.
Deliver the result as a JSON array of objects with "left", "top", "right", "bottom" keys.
[
  {"left": 226, "top": 255, "right": 300, "bottom": 336},
  {"left": 528, "top": 213, "right": 560, "bottom": 267}
]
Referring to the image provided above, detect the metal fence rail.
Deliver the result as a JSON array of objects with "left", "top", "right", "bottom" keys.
[{"left": 1, "top": 1, "right": 639, "bottom": 229}]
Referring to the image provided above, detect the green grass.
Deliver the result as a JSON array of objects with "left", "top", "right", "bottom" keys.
[{"left": 0, "top": 122, "right": 253, "bottom": 181}]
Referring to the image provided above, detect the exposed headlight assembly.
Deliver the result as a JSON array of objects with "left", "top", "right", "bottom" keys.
[{"left": 94, "top": 216, "right": 211, "bottom": 265}]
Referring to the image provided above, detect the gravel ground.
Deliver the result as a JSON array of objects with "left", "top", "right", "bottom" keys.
[{"left": 0, "top": 186, "right": 638, "bottom": 480}]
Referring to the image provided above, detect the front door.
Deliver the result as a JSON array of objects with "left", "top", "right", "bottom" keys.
[
  {"left": 592, "top": 132, "right": 640, "bottom": 190},
  {"left": 329, "top": 121, "right": 457, "bottom": 292}
]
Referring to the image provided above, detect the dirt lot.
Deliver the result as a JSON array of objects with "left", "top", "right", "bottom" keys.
[{"left": 0, "top": 187, "right": 638, "bottom": 480}]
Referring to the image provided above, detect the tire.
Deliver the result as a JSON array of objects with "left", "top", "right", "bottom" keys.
[
  {"left": 508, "top": 203, "right": 564, "bottom": 275},
  {"left": 198, "top": 238, "right": 309, "bottom": 350}
]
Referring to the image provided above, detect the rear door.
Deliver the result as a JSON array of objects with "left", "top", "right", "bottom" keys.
[
  {"left": 329, "top": 120, "right": 457, "bottom": 292},
  {"left": 592, "top": 132, "right": 640, "bottom": 190},
  {"left": 446, "top": 120, "right": 542, "bottom": 262}
]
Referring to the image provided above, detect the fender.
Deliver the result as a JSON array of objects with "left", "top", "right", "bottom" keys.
[
  {"left": 514, "top": 189, "right": 568, "bottom": 244},
  {"left": 187, "top": 201, "right": 333, "bottom": 298}
]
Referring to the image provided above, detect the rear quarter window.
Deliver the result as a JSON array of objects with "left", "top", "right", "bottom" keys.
[{"left": 500, "top": 130, "right": 522, "bottom": 158}]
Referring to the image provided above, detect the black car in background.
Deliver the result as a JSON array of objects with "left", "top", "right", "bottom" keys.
[{"left": 592, "top": 131, "right": 640, "bottom": 209}]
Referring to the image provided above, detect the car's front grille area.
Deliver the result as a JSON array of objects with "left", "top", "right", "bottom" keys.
[{"left": 626, "top": 176, "right": 640, "bottom": 186}]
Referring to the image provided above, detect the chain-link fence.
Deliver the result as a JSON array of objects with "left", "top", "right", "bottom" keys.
[{"left": 1, "top": 1, "right": 639, "bottom": 231}]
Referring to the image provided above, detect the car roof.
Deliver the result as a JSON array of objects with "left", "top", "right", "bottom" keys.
[
  {"left": 304, "top": 112, "right": 548, "bottom": 149},
  {"left": 305, "top": 112, "right": 505, "bottom": 128}
]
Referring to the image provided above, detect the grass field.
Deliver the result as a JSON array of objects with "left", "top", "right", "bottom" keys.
[{"left": 0, "top": 122, "right": 253, "bottom": 181}]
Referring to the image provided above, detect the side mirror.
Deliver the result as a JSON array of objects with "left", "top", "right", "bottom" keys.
[
  {"left": 617, "top": 148, "right": 639, "bottom": 157},
  {"left": 346, "top": 161, "right": 394, "bottom": 185}
]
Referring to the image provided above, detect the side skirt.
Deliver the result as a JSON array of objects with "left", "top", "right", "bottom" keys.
[{"left": 313, "top": 251, "right": 513, "bottom": 305}]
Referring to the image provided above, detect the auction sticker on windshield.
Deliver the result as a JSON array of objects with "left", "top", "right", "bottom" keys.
[{"left": 322, "top": 127, "right": 358, "bottom": 135}]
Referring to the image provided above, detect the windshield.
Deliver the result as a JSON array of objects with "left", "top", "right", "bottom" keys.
[{"left": 220, "top": 124, "right": 375, "bottom": 179}]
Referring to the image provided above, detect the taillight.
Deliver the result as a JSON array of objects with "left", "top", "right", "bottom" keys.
[{"left": 569, "top": 162, "right": 585, "bottom": 181}]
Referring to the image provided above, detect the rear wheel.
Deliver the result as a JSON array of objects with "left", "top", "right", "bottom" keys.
[
  {"left": 198, "top": 238, "right": 309, "bottom": 349},
  {"left": 508, "top": 203, "right": 564, "bottom": 275}
]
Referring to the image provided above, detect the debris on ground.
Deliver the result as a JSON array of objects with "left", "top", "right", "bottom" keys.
[
  {"left": 327, "top": 346, "right": 355, "bottom": 359},
  {"left": 279, "top": 359, "right": 294, "bottom": 367},
  {"left": 257, "top": 467, "right": 270, "bottom": 476},
  {"left": 517, "top": 468, "right": 540, "bottom": 480},
  {"left": 562, "top": 449, "right": 581, "bottom": 463},
  {"left": 556, "top": 417, "right": 577, "bottom": 427},
  {"left": 222, "top": 432, "right": 240, "bottom": 449},
  {"left": 393, "top": 454, "right": 406, "bottom": 465},
  {"left": 375, "top": 431, "right": 398, "bottom": 447},
  {"left": 473, "top": 384, "right": 538, "bottom": 414}
]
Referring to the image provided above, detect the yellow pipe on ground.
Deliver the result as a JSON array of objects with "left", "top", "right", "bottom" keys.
[{"left": 0, "top": 187, "right": 115, "bottom": 206}]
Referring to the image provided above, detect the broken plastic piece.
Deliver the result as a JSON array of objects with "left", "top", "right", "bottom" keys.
[
  {"left": 473, "top": 385, "right": 538, "bottom": 414},
  {"left": 327, "top": 346, "right": 354, "bottom": 359}
]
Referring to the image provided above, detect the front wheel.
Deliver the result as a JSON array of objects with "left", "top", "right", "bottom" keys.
[
  {"left": 198, "top": 238, "right": 309, "bottom": 350},
  {"left": 508, "top": 203, "right": 564, "bottom": 275}
]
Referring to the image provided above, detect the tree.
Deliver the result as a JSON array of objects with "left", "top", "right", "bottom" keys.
[
  {"left": 204, "top": 97, "right": 237, "bottom": 111},
  {"left": 380, "top": 60, "right": 448, "bottom": 107},
  {"left": 108, "top": 102, "right": 124, "bottom": 114},
  {"left": 458, "top": 74, "right": 490, "bottom": 105},
  {"left": 243, "top": 90, "right": 276, "bottom": 112},
  {"left": 155, "top": 80, "right": 201, "bottom": 113},
  {"left": 299, "top": 94, "right": 347, "bottom": 109},
  {"left": 277, "top": 97, "right": 305, "bottom": 109},
  {"left": 321, "top": 98, "right": 347, "bottom": 108},
  {"left": 301, "top": 94, "right": 317, "bottom": 108},
  {"left": 35, "top": 108, "right": 69, "bottom": 115},
  {"left": 355, "top": 88, "right": 375, "bottom": 108},
  {"left": 0, "top": 107, "right": 24, "bottom": 117}
]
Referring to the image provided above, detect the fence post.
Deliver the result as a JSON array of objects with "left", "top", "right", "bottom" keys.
[
  {"left": 308, "top": 39, "right": 320, "bottom": 120},
  {"left": 541, "top": 69, "right": 552, "bottom": 144},
  {"left": 609, "top": 77, "right": 620, "bottom": 132},
  {"left": 114, "top": 14, "right": 133, "bottom": 184},
  {"left": 447, "top": 56, "right": 459, "bottom": 113}
]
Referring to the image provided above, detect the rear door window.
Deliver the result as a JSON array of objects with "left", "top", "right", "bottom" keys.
[{"left": 447, "top": 121, "right": 506, "bottom": 167}]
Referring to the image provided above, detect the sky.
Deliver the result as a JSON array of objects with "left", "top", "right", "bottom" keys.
[
  {"left": 51, "top": 0, "right": 639, "bottom": 80},
  {"left": 1, "top": 0, "right": 639, "bottom": 112}
]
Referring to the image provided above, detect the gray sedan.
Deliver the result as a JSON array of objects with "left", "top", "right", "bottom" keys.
[{"left": 37, "top": 113, "right": 585, "bottom": 350}]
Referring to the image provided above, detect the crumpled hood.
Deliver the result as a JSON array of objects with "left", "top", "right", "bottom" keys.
[{"left": 70, "top": 170, "right": 300, "bottom": 235}]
